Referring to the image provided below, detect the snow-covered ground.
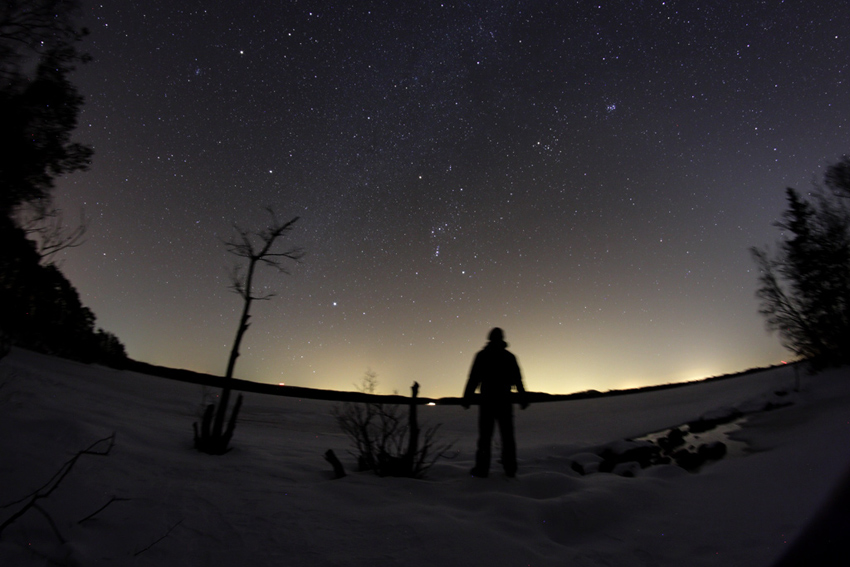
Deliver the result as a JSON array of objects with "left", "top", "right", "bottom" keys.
[{"left": 2, "top": 348, "right": 849, "bottom": 566}]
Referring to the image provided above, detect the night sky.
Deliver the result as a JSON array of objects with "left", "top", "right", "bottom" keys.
[{"left": 52, "top": 1, "right": 849, "bottom": 397}]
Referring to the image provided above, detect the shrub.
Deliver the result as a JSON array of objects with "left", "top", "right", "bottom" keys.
[{"left": 332, "top": 372, "right": 453, "bottom": 478}]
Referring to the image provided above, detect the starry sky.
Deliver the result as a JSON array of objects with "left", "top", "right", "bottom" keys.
[{"left": 52, "top": 1, "right": 850, "bottom": 397}]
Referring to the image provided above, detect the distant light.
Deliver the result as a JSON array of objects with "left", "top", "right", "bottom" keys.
[
  {"left": 427, "top": 402, "right": 436, "bottom": 406},
  {"left": 781, "top": 361, "right": 787, "bottom": 365},
  {"left": 279, "top": 382, "right": 286, "bottom": 386}
]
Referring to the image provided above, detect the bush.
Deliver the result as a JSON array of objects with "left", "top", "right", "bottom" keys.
[{"left": 332, "top": 372, "right": 453, "bottom": 478}]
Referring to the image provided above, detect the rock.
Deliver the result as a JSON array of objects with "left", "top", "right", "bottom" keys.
[
  {"left": 612, "top": 461, "right": 641, "bottom": 477},
  {"left": 673, "top": 448, "right": 706, "bottom": 471},
  {"left": 598, "top": 440, "right": 661, "bottom": 472},
  {"left": 619, "top": 444, "right": 661, "bottom": 468},
  {"left": 658, "top": 427, "right": 686, "bottom": 451},
  {"left": 697, "top": 441, "right": 727, "bottom": 462},
  {"left": 570, "top": 452, "right": 603, "bottom": 475},
  {"left": 689, "top": 407, "right": 742, "bottom": 433}
]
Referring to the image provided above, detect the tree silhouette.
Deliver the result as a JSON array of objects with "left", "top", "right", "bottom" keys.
[
  {"left": 1, "top": 0, "right": 92, "bottom": 220},
  {"left": 0, "top": 1, "right": 125, "bottom": 365},
  {"left": 16, "top": 198, "right": 88, "bottom": 261},
  {"left": 751, "top": 173, "right": 850, "bottom": 367},
  {"left": 194, "top": 209, "right": 303, "bottom": 454},
  {"left": 0, "top": 206, "right": 126, "bottom": 364},
  {"left": 825, "top": 156, "right": 850, "bottom": 195}
]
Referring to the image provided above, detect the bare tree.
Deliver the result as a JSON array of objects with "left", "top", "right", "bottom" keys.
[
  {"left": 222, "top": 210, "right": 303, "bottom": 381},
  {"left": 194, "top": 208, "right": 303, "bottom": 454}
]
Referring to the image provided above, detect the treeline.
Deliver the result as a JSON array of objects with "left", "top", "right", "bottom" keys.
[
  {"left": 0, "top": 219, "right": 127, "bottom": 366},
  {"left": 124, "top": 357, "right": 789, "bottom": 405}
]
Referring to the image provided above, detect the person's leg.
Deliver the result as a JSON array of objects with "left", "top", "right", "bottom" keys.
[
  {"left": 473, "top": 405, "right": 495, "bottom": 476},
  {"left": 498, "top": 405, "right": 517, "bottom": 476}
]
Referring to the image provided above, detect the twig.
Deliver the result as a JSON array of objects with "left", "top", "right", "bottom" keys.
[
  {"left": 77, "top": 496, "right": 131, "bottom": 524},
  {"left": 133, "top": 519, "right": 183, "bottom": 556},
  {"left": 0, "top": 433, "right": 116, "bottom": 541}
]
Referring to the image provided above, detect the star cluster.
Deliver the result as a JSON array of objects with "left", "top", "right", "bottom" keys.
[{"left": 54, "top": 1, "right": 850, "bottom": 396}]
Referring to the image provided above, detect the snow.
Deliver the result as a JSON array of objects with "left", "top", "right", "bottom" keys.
[{"left": 2, "top": 348, "right": 849, "bottom": 566}]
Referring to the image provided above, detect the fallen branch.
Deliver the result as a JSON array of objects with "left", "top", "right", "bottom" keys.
[
  {"left": 33, "top": 503, "right": 65, "bottom": 543},
  {"left": 133, "top": 519, "right": 183, "bottom": 556},
  {"left": 0, "top": 433, "right": 116, "bottom": 542},
  {"left": 77, "top": 496, "right": 132, "bottom": 524}
]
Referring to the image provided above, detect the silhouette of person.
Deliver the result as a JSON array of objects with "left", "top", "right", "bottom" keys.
[{"left": 462, "top": 327, "right": 528, "bottom": 477}]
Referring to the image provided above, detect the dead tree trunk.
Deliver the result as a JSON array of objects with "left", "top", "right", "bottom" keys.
[
  {"left": 404, "top": 381, "right": 420, "bottom": 473},
  {"left": 324, "top": 449, "right": 346, "bottom": 479},
  {"left": 193, "top": 210, "right": 302, "bottom": 455},
  {"left": 211, "top": 255, "right": 256, "bottom": 443}
]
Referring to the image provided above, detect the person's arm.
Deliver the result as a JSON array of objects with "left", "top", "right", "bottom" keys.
[
  {"left": 462, "top": 353, "right": 482, "bottom": 409},
  {"left": 512, "top": 356, "right": 529, "bottom": 409}
]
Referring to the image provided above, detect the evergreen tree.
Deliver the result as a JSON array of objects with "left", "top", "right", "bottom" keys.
[
  {"left": 752, "top": 177, "right": 850, "bottom": 366},
  {"left": 825, "top": 155, "right": 850, "bottom": 200}
]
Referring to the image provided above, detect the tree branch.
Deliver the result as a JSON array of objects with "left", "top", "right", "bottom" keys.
[
  {"left": 133, "top": 519, "right": 183, "bottom": 556},
  {"left": 0, "top": 433, "right": 116, "bottom": 541},
  {"left": 14, "top": 199, "right": 88, "bottom": 262},
  {"left": 77, "top": 496, "right": 131, "bottom": 524}
]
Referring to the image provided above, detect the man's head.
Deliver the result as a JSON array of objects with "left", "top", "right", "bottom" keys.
[{"left": 488, "top": 327, "right": 504, "bottom": 342}]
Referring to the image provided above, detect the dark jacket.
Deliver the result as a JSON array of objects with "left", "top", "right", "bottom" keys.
[{"left": 463, "top": 339, "right": 526, "bottom": 405}]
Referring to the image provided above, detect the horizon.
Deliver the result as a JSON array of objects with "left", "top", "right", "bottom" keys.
[
  {"left": 123, "top": 350, "right": 792, "bottom": 401},
  {"left": 114, "top": 329, "right": 788, "bottom": 399}
]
